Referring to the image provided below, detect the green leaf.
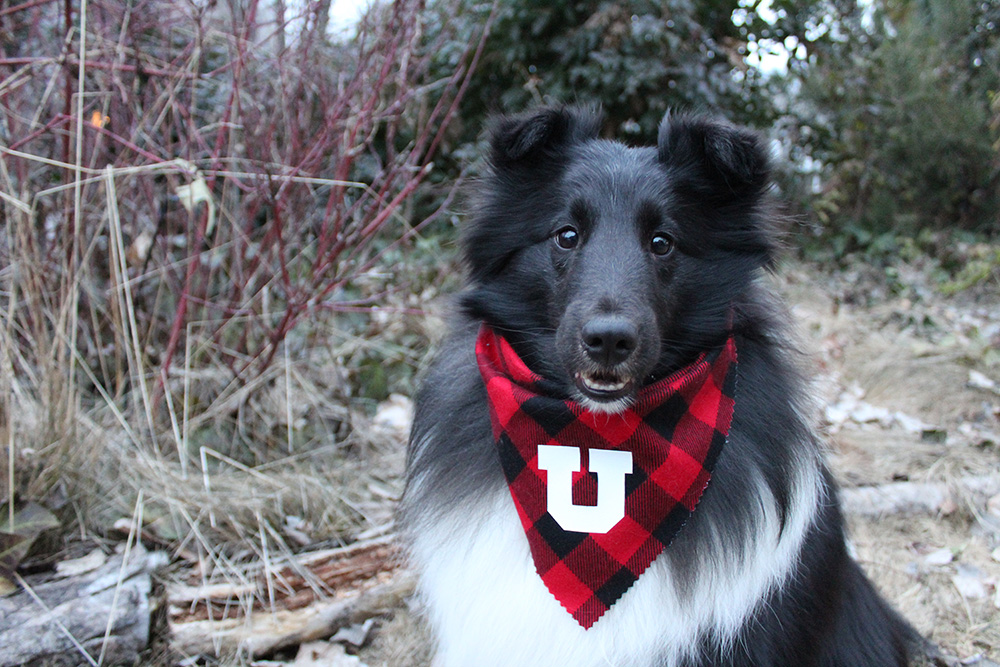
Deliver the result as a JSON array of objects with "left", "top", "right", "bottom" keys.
[{"left": 0, "top": 502, "right": 60, "bottom": 576}]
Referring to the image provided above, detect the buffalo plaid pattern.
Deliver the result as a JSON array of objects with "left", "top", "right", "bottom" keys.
[{"left": 475, "top": 325, "right": 738, "bottom": 629}]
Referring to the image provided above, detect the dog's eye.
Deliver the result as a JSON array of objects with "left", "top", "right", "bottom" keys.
[
  {"left": 554, "top": 227, "right": 580, "bottom": 250},
  {"left": 650, "top": 233, "right": 674, "bottom": 256}
]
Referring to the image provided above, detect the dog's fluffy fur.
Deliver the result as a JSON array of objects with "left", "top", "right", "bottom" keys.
[{"left": 400, "top": 107, "right": 917, "bottom": 666}]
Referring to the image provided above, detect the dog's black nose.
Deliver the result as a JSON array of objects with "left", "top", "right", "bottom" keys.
[{"left": 581, "top": 316, "right": 638, "bottom": 366}]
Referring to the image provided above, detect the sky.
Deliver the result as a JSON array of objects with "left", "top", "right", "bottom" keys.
[{"left": 327, "top": 0, "right": 370, "bottom": 34}]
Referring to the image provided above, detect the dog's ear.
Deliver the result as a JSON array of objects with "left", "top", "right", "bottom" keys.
[
  {"left": 658, "top": 113, "right": 781, "bottom": 262},
  {"left": 657, "top": 113, "right": 771, "bottom": 201},
  {"left": 489, "top": 107, "right": 602, "bottom": 168}
]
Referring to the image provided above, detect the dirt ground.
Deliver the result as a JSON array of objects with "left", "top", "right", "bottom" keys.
[
  {"left": 351, "top": 259, "right": 1000, "bottom": 666},
  {"left": 782, "top": 262, "right": 1000, "bottom": 663}
]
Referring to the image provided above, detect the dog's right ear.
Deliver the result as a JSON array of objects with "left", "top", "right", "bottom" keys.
[{"left": 489, "top": 107, "right": 602, "bottom": 168}]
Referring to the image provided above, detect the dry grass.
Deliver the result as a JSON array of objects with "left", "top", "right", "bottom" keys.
[{"left": 0, "top": 4, "right": 482, "bottom": 660}]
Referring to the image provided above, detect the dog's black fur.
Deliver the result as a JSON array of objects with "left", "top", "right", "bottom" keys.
[{"left": 401, "top": 107, "right": 917, "bottom": 667}]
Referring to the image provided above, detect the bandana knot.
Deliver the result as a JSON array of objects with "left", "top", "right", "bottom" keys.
[{"left": 475, "top": 325, "right": 738, "bottom": 628}]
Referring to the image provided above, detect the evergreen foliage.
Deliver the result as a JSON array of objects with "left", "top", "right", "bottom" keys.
[
  {"left": 788, "top": 0, "right": 1000, "bottom": 240},
  {"left": 427, "top": 0, "right": 780, "bottom": 143},
  {"left": 428, "top": 0, "right": 1000, "bottom": 244}
]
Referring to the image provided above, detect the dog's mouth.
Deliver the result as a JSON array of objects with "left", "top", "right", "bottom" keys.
[{"left": 574, "top": 370, "right": 635, "bottom": 404}]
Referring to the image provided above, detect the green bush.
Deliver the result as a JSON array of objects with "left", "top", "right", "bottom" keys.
[
  {"left": 426, "top": 0, "right": 783, "bottom": 147},
  {"left": 788, "top": 0, "right": 1000, "bottom": 242}
]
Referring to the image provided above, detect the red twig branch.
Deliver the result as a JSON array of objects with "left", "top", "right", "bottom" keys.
[{"left": 1, "top": 0, "right": 481, "bottom": 420}]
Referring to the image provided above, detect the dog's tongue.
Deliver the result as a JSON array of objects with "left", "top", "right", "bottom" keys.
[{"left": 475, "top": 325, "right": 738, "bottom": 628}]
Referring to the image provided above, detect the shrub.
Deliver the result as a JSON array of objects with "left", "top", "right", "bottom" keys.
[
  {"left": 0, "top": 0, "right": 483, "bottom": 541},
  {"left": 787, "top": 0, "right": 1000, "bottom": 243}
]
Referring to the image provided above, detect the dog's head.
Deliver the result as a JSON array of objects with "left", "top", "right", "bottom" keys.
[{"left": 461, "top": 107, "right": 777, "bottom": 413}]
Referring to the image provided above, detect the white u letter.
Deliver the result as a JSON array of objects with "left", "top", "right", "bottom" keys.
[{"left": 536, "top": 445, "right": 633, "bottom": 534}]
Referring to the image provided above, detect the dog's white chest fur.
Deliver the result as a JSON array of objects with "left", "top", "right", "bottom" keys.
[{"left": 408, "top": 463, "right": 821, "bottom": 667}]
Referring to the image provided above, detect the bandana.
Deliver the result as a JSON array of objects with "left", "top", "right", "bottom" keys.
[{"left": 475, "top": 325, "right": 737, "bottom": 629}]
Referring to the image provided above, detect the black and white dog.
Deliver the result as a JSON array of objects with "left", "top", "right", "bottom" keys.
[{"left": 400, "top": 107, "right": 916, "bottom": 666}]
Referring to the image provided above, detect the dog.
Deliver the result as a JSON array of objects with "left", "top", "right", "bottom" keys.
[{"left": 400, "top": 107, "right": 917, "bottom": 666}]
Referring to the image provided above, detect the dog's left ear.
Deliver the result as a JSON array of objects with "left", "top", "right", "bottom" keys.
[{"left": 657, "top": 113, "right": 771, "bottom": 202}]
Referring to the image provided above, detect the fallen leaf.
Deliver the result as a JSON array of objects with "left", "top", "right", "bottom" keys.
[
  {"left": 924, "top": 547, "right": 954, "bottom": 566},
  {"left": 331, "top": 618, "right": 375, "bottom": 648},
  {"left": 850, "top": 402, "right": 893, "bottom": 426},
  {"left": 373, "top": 393, "right": 414, "bottom": 436},
  {"left": 0, "top": 502, "right": 60, "bottom": 575},
  {"left": 175, "top": 173, "right": 216, "bottom": 236},
  {"left": 283, "top": 515, "right": 313, "bottom": 547},
  {"left": 952, "top": 563, "right": 988, "bottom": 600},
  {"left": 968, "top": 370, "right": 999, "bottom": 394},
  {"left": 894, "top": 411, "right": 929, "bottom": 434},
  {"left": 55, "top": 548, "right": 107, "bottom": 578}
]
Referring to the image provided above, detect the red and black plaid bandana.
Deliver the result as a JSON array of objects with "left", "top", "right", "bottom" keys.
[{"left": 475, "top": 325, "right": 738, "bottom": 629}]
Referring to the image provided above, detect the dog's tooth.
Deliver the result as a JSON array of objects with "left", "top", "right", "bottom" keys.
[{"left": 581, "top": 374, "right": 626, "bottom": 392}]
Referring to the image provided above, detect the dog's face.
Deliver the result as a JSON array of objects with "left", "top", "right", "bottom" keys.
[{"left": 462, "top": 108, "right": 776, "bottom": 412}]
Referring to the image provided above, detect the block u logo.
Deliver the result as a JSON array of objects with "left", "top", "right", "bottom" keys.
[{"left": 537, "top": 445, "right": 633, "bottom": 534}]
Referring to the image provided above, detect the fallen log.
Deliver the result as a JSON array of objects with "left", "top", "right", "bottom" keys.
[
  {"left": 0, "top": 545, "right": 166, "bottom": 667},
  {"left": 841, "top": 473, "right": 1000, "bottom": 517},
  {"left": 168, "top": 535, "right": 411, "bottom": 658},
  {"left": 170, "top": 572, "right": 415, "bottom": 658}
]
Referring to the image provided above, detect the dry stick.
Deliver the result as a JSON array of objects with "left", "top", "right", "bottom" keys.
[
  {"left": 258, "top": 519, "right": 331, "bottom": 600},
  {"left": 105, "top": 167, "right": 157, "bottom": 445},
  {"left": 268, "top": 177, "right": 295, "bottom": 298},
  {"left": 62, "top": 0, "right": 88, "bottom": 447},
  {"left": 257, "top": 510, "right": 276, "bottom": 614},
  {"left": 314, "top": 164, "right": 433, "bottom": 300},
  {"left": 60, "top": 0, "right": 72, "bottom": 169},
  {"left": 0, "top": 55, "right": 195, "bottom": 82},
  {"left": 197, "top": 447, "right": 285, "bottom": 488},
  {"left": 158, "top": 204, "right": 209, "bottom": 415},
  {"left": 97, "top": 489, "right": 145, "bottom": 667},
  {"left": 5, "top": 403, "right": 11, "bottom": 529},
  {"left": 224, "top": 171, "right": 362, "bottom": 305},
  {"left": 284, "top": 342, "right": 293, "bottom": 453},
  {"left": 0, "top": 189, "right": 30, "bottom": 214},
  {"left": 198, "top": 446, "right": 215, "bottom": 529},
  {"left": 181, "top": 323, "right": 194, "bottom": 481},
  {"left": 161, "top": 366, "right": 186, "bottom": 475},
  {"left": 169, "top": 572, "right": 415, "bottom": 658},
  {"left": 346, "top": 174, "right": 464, "bottom": 285},
  {"left": 0, "top": 0, "right": 57, "bottom": 18},
  {"left": 65, "top": 343, "right": 144, "bottom": 454},
  {"left": 87, "top": 122, "right": 165, "bottom": 163},
  {"left": 169, "top": 503, "right": 257, "bottom": 615},
  {"left": 305, "top": 8, "right": 408, "bottom": 261},
  {"left": 0, "top": 156, "right": 17, "bottom": 516},
  {"left": 0, "top": 147, "right": 187, "bottom": 178},
  {"left": 23, "top": 43, "right": 68, "bottom": 138}
]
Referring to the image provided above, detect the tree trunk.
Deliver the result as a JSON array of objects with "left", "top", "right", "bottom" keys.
[{"left": 0, "top": 546, "right": 165, "bottom": 667}]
